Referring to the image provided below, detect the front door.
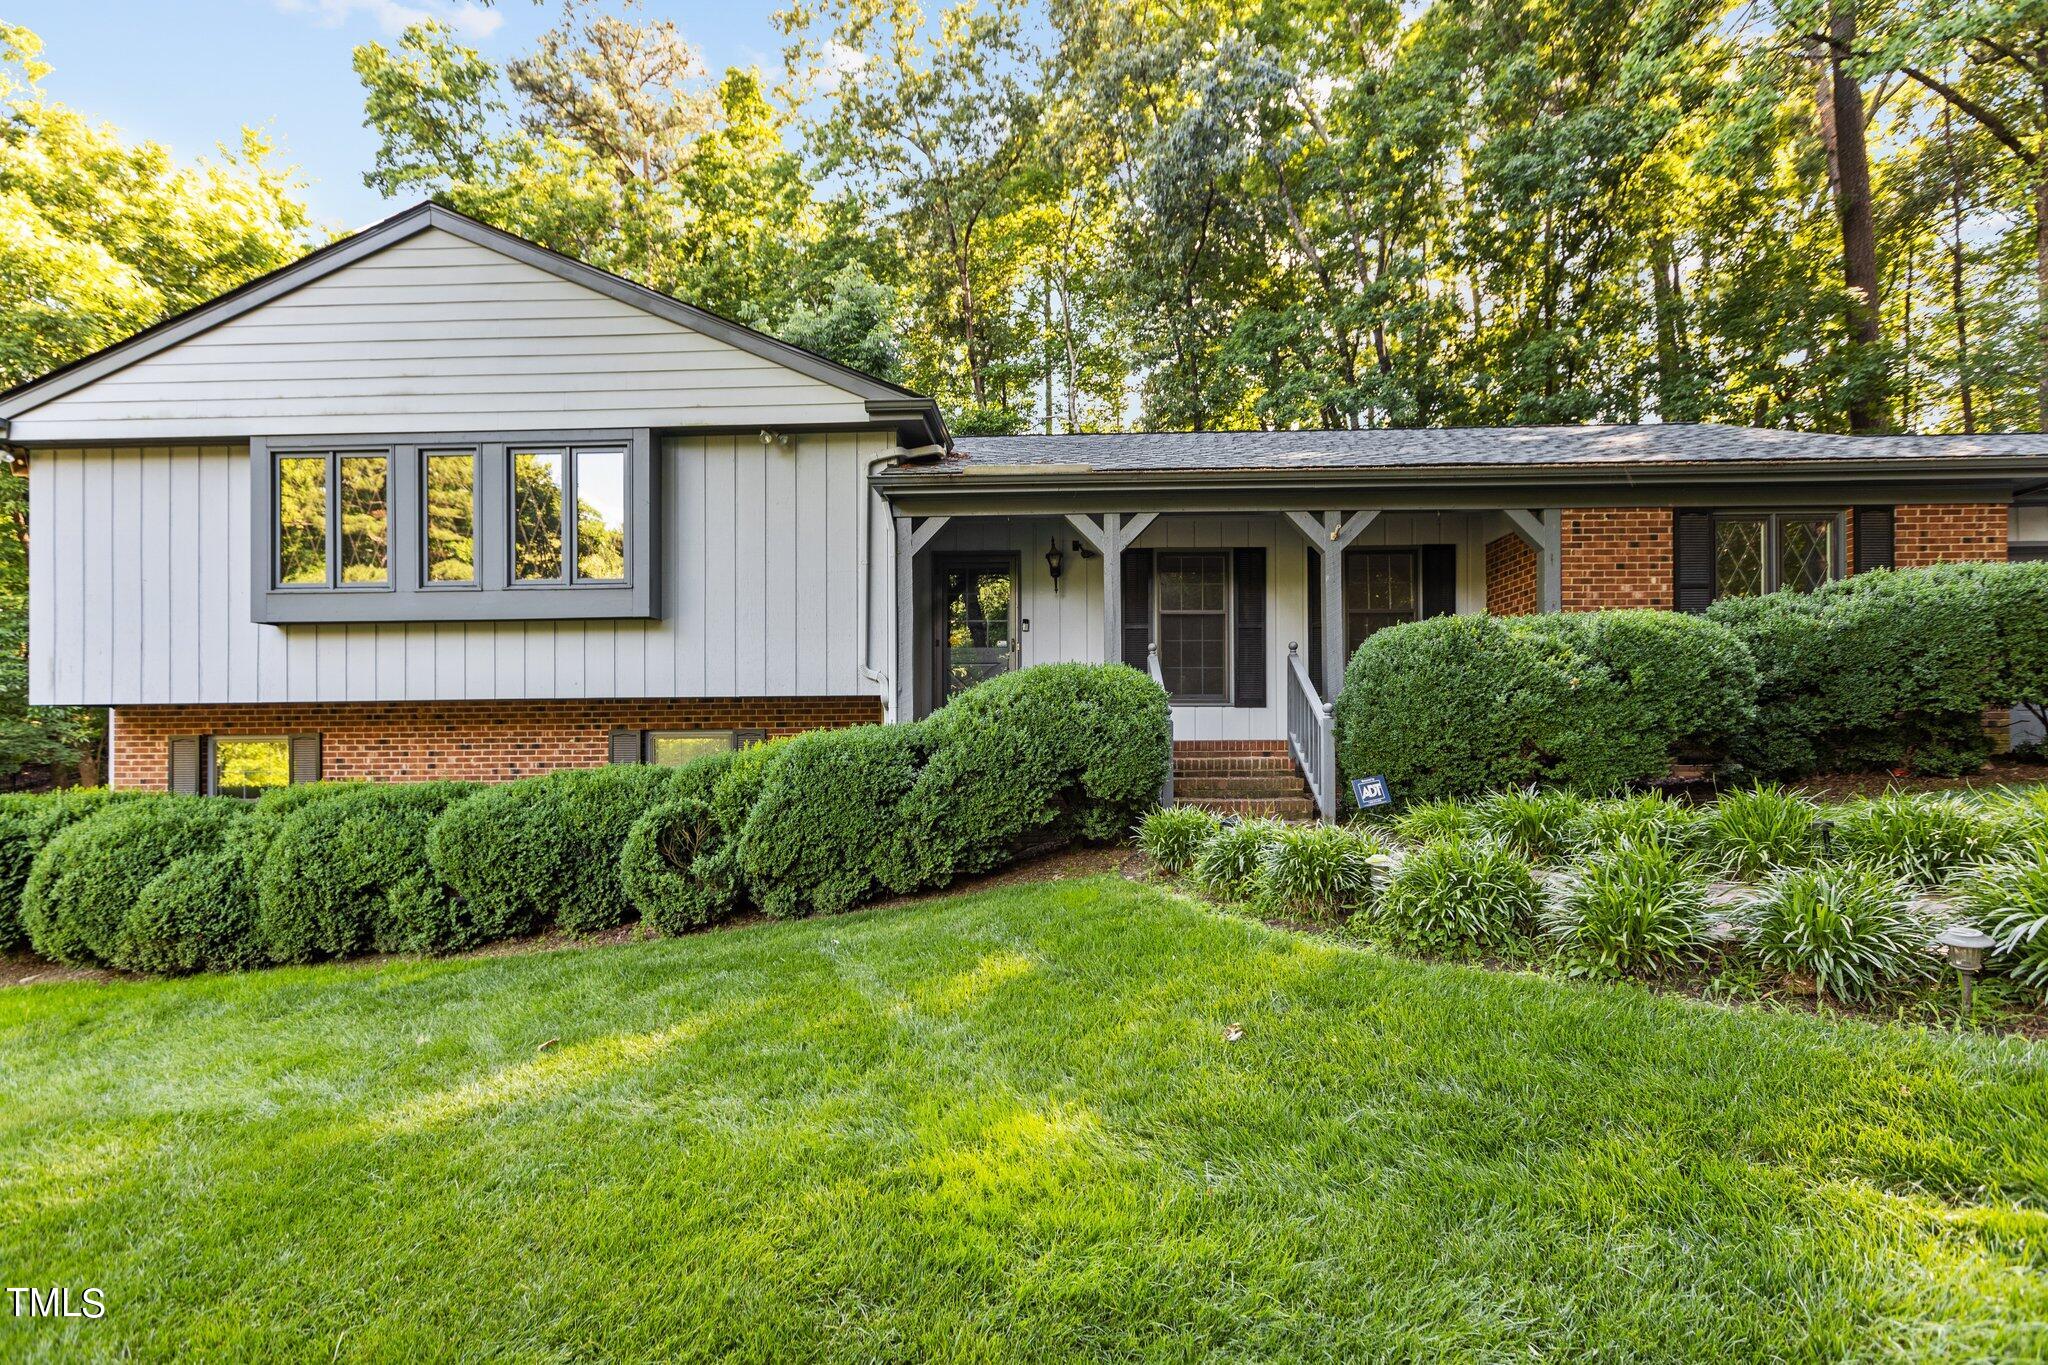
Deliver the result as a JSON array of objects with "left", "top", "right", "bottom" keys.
[{"left": 934, "top": 555, "right": 1019, "bottom": 705}]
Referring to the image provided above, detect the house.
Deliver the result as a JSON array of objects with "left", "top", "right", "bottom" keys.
[{"left": 2, "top": 203, "right": 2043, "bottom": 815}]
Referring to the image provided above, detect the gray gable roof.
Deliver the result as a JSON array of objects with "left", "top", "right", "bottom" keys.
[{"left": 944, "top": 424, "right": 2048, "bottom": 472}]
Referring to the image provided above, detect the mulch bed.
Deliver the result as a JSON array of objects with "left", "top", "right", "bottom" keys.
[{"left": 1789, "top": 757, "right": 2048, "bottom": 802}]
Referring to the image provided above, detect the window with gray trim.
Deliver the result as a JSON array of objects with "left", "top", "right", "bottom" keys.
[
  {"left": 1155, "top": 551, "right": 1230, "bottom": 703},
  {"left": 1712, "top": 512, "right": 1843, "bottom": 600},
  {"left": 251, "top": 429, "right": 657, "bottom": 625}
]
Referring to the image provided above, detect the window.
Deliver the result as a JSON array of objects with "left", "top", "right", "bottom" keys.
[
  {"left": 1156, "top": 551, "right": 1229, "bottom": 702},
  {"left": 212, "top": 738, "right": 291, "bottom": 799},
  {"left": 574, "top": 448, "right": 627, "bottom": 582},
  {"left": 1343, "top": 551, "right": 1418, "bottom": 657},
  {"left": 511, "top": 446, "right": 629, "bottom": 584},
  {"left": 512, "top": 449, "right": 565, "bottom": 581},
  {"left": 648, "top": 731, "right": 738, "bottom": 765},
  {"left": 423, "top": 451, "right": 476, "bottom": 584},
  {"left": 274, "top": 451, "right": 388, "bottom": 588},
  {"left": 1713, "top": 513, "right": 1840, "bottom": 600}
]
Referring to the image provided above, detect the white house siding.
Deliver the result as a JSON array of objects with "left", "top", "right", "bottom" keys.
[
  {"left": 4, "top": 229, "right": 874, "bottom": 443},
  {"left": 29, "top": 432, "right": 898, "bottom": 706},
  {"left": 928, "top": 512, "right": 1491, "bottom": 741}
]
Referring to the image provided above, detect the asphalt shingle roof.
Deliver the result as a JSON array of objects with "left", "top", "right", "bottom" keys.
[{"left": 932, "top": 424, "right": 2048, "bottom": 473}]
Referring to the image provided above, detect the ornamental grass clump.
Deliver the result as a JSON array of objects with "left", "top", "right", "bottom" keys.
[
  {"left": 1955, "top": 845, "right": 2048, "bottom": 1000},
  {"left": 1370, "top": 835, "right": 1541, "bottom": 955},
  {"left": 1191, "top": 818, "right": 1284, "bottom": 901},
  {"left": 1544, "top": 841, "right": 1711, "bottom": 977},
  {"left": 1253, "top": 824, "right": 1388, "bottom": 922},
  {"left": 1471, "top": 787, "right": 1587, "bottom": 863},
  {"left": 1737, "top": 864, "right": 1934, "bottom": 1004},
  {"left": 1699, "top": 785, "right": 1821, "bottom": 880},
  {"left": 1391, "top": 798, "right": 1474, "bottom": 847},
  {"left": 1136, "top": 806, "right": 1220, "bottom": 875},
  {"left": 1830, "top": 793, "right": 2001, "bottom": 888},
  {"left": 1573, "top": 793, "right": 1702, "bottom": 855}
]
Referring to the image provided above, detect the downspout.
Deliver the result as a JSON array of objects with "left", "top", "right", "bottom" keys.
[{"left": 858, "top": 443, "right": 947, "bottom": 716}]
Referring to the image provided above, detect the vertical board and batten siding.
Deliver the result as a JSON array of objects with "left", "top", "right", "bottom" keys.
[
  {"left": 3, "top": 228, "right": 874, "bottom": 443},
  {"left": 28, "top": 433, "right": 895, "bottom": 706},
  {"left": 931, "top": 512, "right": 1490, "bottom": 741}
]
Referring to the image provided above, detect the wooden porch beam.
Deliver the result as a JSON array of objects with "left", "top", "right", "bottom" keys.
[
  {"left": 892, "top": 514, "right": 951, "bottom": 721},
  {"left": 1503, "top": 508, "right": 1562, "bottom": 612}
]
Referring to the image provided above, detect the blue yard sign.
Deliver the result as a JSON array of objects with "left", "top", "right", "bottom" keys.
[{"left": 1350, "top": 775, "right": 1392, "bottom": 809}]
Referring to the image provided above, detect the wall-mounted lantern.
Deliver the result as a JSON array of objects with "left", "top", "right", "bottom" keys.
[{"left": 1045, "top": 538, "right": 1065, "bottom": 593}]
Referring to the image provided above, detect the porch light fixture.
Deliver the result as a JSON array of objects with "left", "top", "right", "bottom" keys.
[
  {"left": 1936, "top": 924, "right": 1996, "bottom": 1020},
  {"left": 1046, "top": 538, "right": 1065, "bottom": 593}
]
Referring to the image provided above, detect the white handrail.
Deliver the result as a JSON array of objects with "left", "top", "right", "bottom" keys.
[
  {"left": 1146, "top": 642, "right": 1173, "bottom": 808},
  {"left": 1286, "top": 643, "right": 1339, "bottom": 823}
]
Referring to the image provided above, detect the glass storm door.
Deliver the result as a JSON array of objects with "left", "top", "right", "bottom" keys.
[{"left": 936, "top": 556, "right": 1019, "bottom": 701}]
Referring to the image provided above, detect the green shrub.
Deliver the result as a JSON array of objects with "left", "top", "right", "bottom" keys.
[
  {"left": 1191, "top": 819, "right": 1285, "bottom": 901},
  {"left": 1136, "top": 805, "right": 1219, "bottom": 874},
  {"left": 908, "top": 662, "right": 1171, "bottom": 876},
  {"left": 1829, "top": 793, "right": 2001, "bottom": 888},
  {"left": 1334, "top": 611, "right": 1754, "bottom": 802},
  {"left": 21, "top": 797, "right": 245, "bottom": 966},
  {"left": 1390, "top": 798, "right": 1474, "bottom": 847},
  {"left": 256, "top": 782, "right": 477, "bottom": 963},
  {"left": 1738, "top": 864, "right": 1934, "bottom": 1003},
  {"left": 1253, "top": 824, "right": 1388, "bottom": 921},
  {"left": 428, "top": 765, "right": 683, "bottom": 939},
  {"left": 120, "top": 848, "right": 266, "bottom": 976},
  {"left": 1700, "top": 784, "right": 1821, "bottom": 880},
  {"left": 1955, "top": 848, "right": 2048, "bottom": 999},
  {"left": 1573, "top": 793, "right": 1702, "bottom": 854},
  {"left": 620, "top": 794, "right": 728, "bottom": 934},
  {"left": 1371, "top": 836, "right": 1541, "bottom": 954},
  {"left": 735, "top": 724, "right": 928, "bottom": 918},
  {"left": 1544, "top": 841, "right": 1710, "bottom": 976},
  {"left": 1471, "top": 788, "right": 1587, "bottom": 863},
  {"left": 0, "top": 789, "right": 143, "bottom": 951}
]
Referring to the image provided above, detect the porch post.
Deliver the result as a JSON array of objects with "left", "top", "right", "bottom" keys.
[
  {"left": 1504, "top": 509, "right": 1563, "bottom": 613},
  {"left": 1065, "top": 512, "right": 1158, "bottom": 665},
  {"left": 892, "top": 514, "right": 949, "bottom": 721},
  {"left": 1284, "top": 509, "right": 1380, "bottom": 700}
]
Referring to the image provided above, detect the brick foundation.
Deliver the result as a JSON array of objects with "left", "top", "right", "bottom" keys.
[
  {"left": 1894, "top": 503, "right": 2009, "bottom": 567},
  {"left": 1484, "top": 534, "right": 1538, "bottom": 616},
  {"left": 110, "top": 697, "right": 884, "bottom": 791},
  {"left": 1560, "top": 507, "right": 1674, "bottom": 611}
]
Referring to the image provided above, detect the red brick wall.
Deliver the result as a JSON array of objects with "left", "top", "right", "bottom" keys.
[
  {"left": 1484, "top": 534, "right": 1538, "bottom": 616},
  {"left": 1560, "top": 507, "right": 1673, "bottom": 611},
  {"left": 1893, "top": 503, "right": 2009, "bottom": 567},
  {"left": 110, "top": 697, "right": 883, "bottom": 791}
]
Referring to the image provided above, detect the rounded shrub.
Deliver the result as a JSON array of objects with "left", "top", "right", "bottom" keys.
[
  {"left": 1699, "top": 784, "right": 1821, "bottom": 880},
  {"left": 619, "top": 794, "right": 729, "bottom": 934},
  {"left": 0, "top": 789, "right": 144, "bottom": 952},
  {"left": 1954, "top": 847, "right": 2048, "bottom": 1000},
  {"left": 428, "top": 765, "right": 684, "bottom": 939},
  {"left": 735, "top": 724, "right": 929, "bottom": 918},
  {"left": 1573, "top": 793, "right": 1702, "bottom": 854},
  {"left": 256, "top": 781, "right": 478, "bottom": 963},
  {"left": 1829, "top": 793, "right": 2002, "bottom": 888},
  {"left": 1253, "top": 824, "right": 1388, "bottom": 921},
  {"left": 1737, "top": 864, "right": 1933, "bottom": 1003},
  {"left": 1191, "top": 818, "right": 1285, "bottom": 901},
  {"left": 1370, "top": 835, "right": 1540, "bottom": 954},
  {"left": 1136, "top": 805, "right": 1220, "bottom": 875},
  {"left": 1543, "top": 841, "right": 1710, "bottom": 977},
  {"left": 1470, "top": 788, "right": 1587, "bottom": 863},
  {"left": 120, "top": 848, "right": 266, "bottom": 975},
  {"left": 21, "top": 797, "right": 246, "bottom": 966}
]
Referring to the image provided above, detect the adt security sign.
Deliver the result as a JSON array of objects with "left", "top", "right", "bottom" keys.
[{"left": 1350, "top": 775, "right": 1392, "bottom": 809}]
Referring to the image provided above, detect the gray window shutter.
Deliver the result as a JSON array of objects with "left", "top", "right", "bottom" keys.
[
  {"left": 1853, "top": 507, "right": 1894, "bottom": 572},
  {"left": 608, "top": 729, "right": 645, "bottom": 764},
  {"left": 1232, "top": 547, "right": 1266, "bottom": 708},
  {"left": 168, "top": 737, "right": 207, "bottom": 795},
  {"left": 1420, "top": 544, "right": 1457, "bottom": 618},
  {"left": 1305, "top": 546, "right": 1324, "bottom": 686},
  {"left": 1120, "top": 548, "right": 1153, "bottom": 669},
  {"left": 289, "top": 734, "right": 322, "bottom": 785},
  {"left": 1674, "top": 511, "right": 1714, "bottom": 612}
]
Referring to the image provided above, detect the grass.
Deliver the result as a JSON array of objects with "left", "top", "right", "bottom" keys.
[{"left": 3, "top": 875, "right": 2046, "bottom": 1361}]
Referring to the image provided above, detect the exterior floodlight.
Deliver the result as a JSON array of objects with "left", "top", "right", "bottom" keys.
[{"left": 1936, "top": 924, "right": 1996, "bottom": 1020}]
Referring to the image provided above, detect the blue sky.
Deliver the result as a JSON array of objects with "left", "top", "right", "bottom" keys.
[{"left": 12, "top": 1, "right": 794, "bottom": 230}]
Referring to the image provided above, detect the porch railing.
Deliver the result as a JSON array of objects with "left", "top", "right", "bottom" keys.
[
  {"left": 1286, "top": 643, "right": 1339, "bottom": 824},
  {"left": 1146, "top": 642, "right": 1173, "bottom": 808}
]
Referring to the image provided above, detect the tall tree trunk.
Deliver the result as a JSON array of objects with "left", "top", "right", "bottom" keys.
[
  {"left": 1944, "top": 105, "right": 1976, "bottom": 433},
  {"left": 1816, "top": 13, "right": 1888, "bottom": 432},
  {"left": 1650, "top": 234, "right": 1689, "bottom": 419},
  {"left": 1042, "top": 275, "right": 1054, "bottom": 435}
]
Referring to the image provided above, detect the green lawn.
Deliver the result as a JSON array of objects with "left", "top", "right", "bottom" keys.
[{"left": 3, "top": 876, "right": 2045, "bottom": 1362}]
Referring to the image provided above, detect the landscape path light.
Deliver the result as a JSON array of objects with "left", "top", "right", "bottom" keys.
[{"left": 1935, "top": 924, "right": 1996, "bottom": 1021}]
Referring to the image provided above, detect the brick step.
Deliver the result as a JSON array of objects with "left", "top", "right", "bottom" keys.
[
  {"left": 1177, "top": 796, "right": 1318, "bottom": 820},
  {"left": 1173, "top": 776, "right": 1313, "bottom": 799},
  {"left": 1171, "top": 756, "right": 1301, "bottom": 776}
]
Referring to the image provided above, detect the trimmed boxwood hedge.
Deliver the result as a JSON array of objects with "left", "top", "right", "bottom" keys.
[
  {"left": 21, "top": 797, "right": 247, "bottom": 966},
  {"left": 0, "top": 788, "right": 143, "bottom": 952}
]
